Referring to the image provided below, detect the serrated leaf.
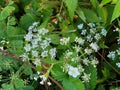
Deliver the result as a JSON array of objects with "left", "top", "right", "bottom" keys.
[
  {"left": 82, "top": 8, "right": 99, "bottom": 22},
  {"left": 20, "top": 13, "right": 38, "bottom": 30},
  {"left": 0, "top": 6, "right": 15, "bottom": 21},
  {"left": 64, "top": 0, "right": 78, "bottom": 21},
  {"left": 51, "top": 64, "right": 67, "bottom": 81},
  {"left": 62, "top": 78, "right": 85, "bottom": 90},
  {"left": 111, "top": 0, "right": 120, "bottom": 22},
  {"left": 14, "top": 79, "right": 24, "bottom": 90},
  {"left": 76, "top": 7, "right": 86, "bottom": 22}
]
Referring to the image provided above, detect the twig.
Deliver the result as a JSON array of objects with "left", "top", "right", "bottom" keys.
[
  {"left": 97, "top": 52, "right": 120, "bottom": 75},
  {"left": 0, "top": 49, "right": 64, "bottom": 90}
]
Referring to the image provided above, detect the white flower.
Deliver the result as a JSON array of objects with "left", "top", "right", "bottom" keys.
[
  {"left": 49, "top": 48, "right": 57, "bottom": 59},
  {"left": 38, "top": 28, "right": 49, "bottom": 35},
  {"left": 81, "top": 29, "right": 87, "bottom": 35},
  {"left": 41, "top": 50, "right": 48, "bottom": 58},
  {"left": 116, "top": 63, "right": 120, "bottom": 68},
  {"left": 83, "top": 58, "right": 90, "bottom": 66},
  {"left": 47, "top": 82, "right": 52, "bottom": 86},
  {"left": 20, "top": 53, "right": 29, "bottom": 61},
  {"left": 116, "top": 48, "right": 120, "bottom": 55},
  {"left": 68, "top": 66, "right": 80, "bottom": 78},
  {"left": 40, "top": 38, "right": 51, "bottom": 50},
  {"left": 90, "top": 42, "right": 99, "bottom": 52},
  {"left": 73, "top": 45, "right": 81, "bottom": 52},
  {"left": 78, "top": 65, "right": 84, "bottom": 72},
  {"left": 94, "top": 33, "right": 101, "bottom": 40},
  {"left": 107, "top": 51, "right": 116, "bottom": 60},
  {"left": 24, "top": 44, "right": 31, "bottom": 52},
  {"left": 60, "top": 37, "right": 70, "bottom": 45},
  {"left": 32, "top": 50, "right": 39, "bottom": 57},
  {"left": 32, "top": 22, "right": 39, "bottom": 26},
  {"left": 90, "top": 28, "right": 96, "bottom": 34},
  {"left": 82, "top": 73, "right": 91, "bottom": 82},
  {"left": 86, "top": 35, "right": 93, "bottom": 42},
  {"left": 77, "top": 24, "right": 83, "bottom": 29},
  {"left": 33, "top": 59, "right": 41, "bottom": 66},
  {"left": 88, "top": 23, "right": 95, "bottom": 28},
  {"left": 24, "top": 32, "right": 33, "bottom": 41},
  {"left": 75, "top": 37, "right": 84, "bottom": 45},
  {"left": 65, "top": 51, "right": 73, "bottom": 58},
  {"left": 117, "top": 38, "right": 120, "bottom": 44},
  {"left": 101, "top": 28, "right": 107, "bottom": 36},
  {"left": 91, "top": 58, "right": 99, "bottom": 67},
  {"left": 84, "top": 48, "right": 93, "bottom": 55}
]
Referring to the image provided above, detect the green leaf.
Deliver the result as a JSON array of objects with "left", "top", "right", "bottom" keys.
[
  {"left": 23, "top": 65, "right": 33, "bottom": 75},
  {"left": 1, "top": 84, "right": 14, "bottom": 90},
  {"left": 76, "top": 7, "right": 86, "bottom": 22},
  {"left": 90, "top": 0, "right": 99, "bottom": 8},
  {"left": 96, "top": 85, "right": 105, "bottom": 90},
  {"left": 62, "top": 78, "right": 85, "bottom": 90},
  {"left": 0, "top": 6, "right": 15, "bottom": 21},
  {"left": 85, "top": 65, "right": 97, "bottom": 90},
  {"left": 111, "top": 0, "right": 120, "bottom": 22},
  {"left": 51, "top": 64, "right": 67, "bottom": 81},
  {"left": 64, "top": 0, "right": 78, "bottom": 21},
  {"left": 82, "top": 8, "right": 99, "bottom": 22},
  {"left": 24, "top": 86, "right": 34, "bottom": 90},
  {"left": 20, "top": 13, "right": 38, "bottom": 30},
  {"left": 100, "top": 0, "right": 112, "bottom": 6},
  {"left": 14, "top": 79, "right": 24, "bottom": 90},
  {"left": 97, "top": 7, "right": 108, "bottom": 24}
]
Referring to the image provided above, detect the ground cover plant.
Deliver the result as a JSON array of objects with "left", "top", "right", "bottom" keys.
[{"left": 0, "top": 0, "right": 120, "bottom": 90}]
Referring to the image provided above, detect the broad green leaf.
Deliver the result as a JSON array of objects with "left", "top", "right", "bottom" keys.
[
  {"left": 0, "top": 6, "right": 15, "bottom": 21},
  {"left": 76, "top": 7, "right": 86, "bottom": 22},
  {"left": 1, "top": 84, "right": 14, "bottom": 90},
  {"left": 111, "top": 0, "right": 120, "bottom": 22},
  {"left": 14, "top": 79, "right": 24, "bottom": 90},
  {"left": 51, "top": 64, "right": 67, "bottom": 81},
  {"left": 23, "top": 65, "right": 33, "bottom": 75},
  {"left": 82, "top": 8, "right": 99, "bottom": 22},
  {"left": 24, "top": 86, "right": 34, "bottom": 90},
  {"left": 64, "top": 0, "right": 78, "bottom": 21},
  {"left": 85, "top": 65, "right": 97, "bottom": 90},
  {"left": 100, "top": 0, "right": 112, "bottom": 6},
  {"left": 62, "top": 78, "right": 85, "bottom": 90},
  {"left": 20, "top": 13, "right": 38, "bottom": 30},
  {"left": 97, "top": 7, "right": 108, "bottom": 24},
  {"left": 90, "top": 0, "right": 99, "bottom": 8}
]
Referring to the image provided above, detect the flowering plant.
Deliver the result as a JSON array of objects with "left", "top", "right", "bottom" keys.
[{"left": 0, "top": 0, "right": 120, "bottom": 90}]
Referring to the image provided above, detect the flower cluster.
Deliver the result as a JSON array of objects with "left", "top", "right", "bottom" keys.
[{"left": 21, "top": 22, "right": 107, "bottom": 84}]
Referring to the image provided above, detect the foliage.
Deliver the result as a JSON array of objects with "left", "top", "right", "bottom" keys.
[{"left": 0, "top": 0, "right": 120, "bottom": 90}]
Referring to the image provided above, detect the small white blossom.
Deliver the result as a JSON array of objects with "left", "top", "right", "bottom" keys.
[
  {"left": 77, "top": 24, "right": 83, "bottom": 29},
  {"left": 88, "top": 23, "right": 95, "bottom": 28},
  {"left": 90, "top": 42, "right": 99, "bottom": 52},
  {"left": 41, "top": 50, "right": 48, "bottom": 58},
  {"left": 0, "top": 47, "right": 4, "bottom": 50},
  {"left": 68, "top": 66, "right": 80, "bottom": 78},
  {"left": 32, "top": 22, "right": 39, "bottom": 26},
  {"left": 49, "top": 48, "right": 57, "bottom": 59},
  {"left": 94, "top": 33, "right": 101, "bottom": 40},
  {"left": 101, "top": 28, "right": 107, "bottom": 36},
  {"left": 82, "top": 73, "right": 91, "bottom": 82},
  {"left": 78, "top": 65, "right": 84, "bottom": 72},
  {"left": 24, "top": 32, "right": 33, "bottom": 41},
  {"left": 65, "top": 51, "right": 73, "bottom": 58},
  {"left": 116, "top": 48, "right": 120, "bottom": 55},
  {"left": 117, "top": 38, "right": 120, "bottom": 44},
  {"left": 75, "top": 37, "right": 84, "bottom": 45},
  {"left": 24, "top": 44, "right": 31, "bottom": 52},
  {"left": 116, "top": 63, "right": 120, "bottom": 68},
  {"left": 73, "top": 45, "right": 81, "bottom": 52},
  {"left": 84, "top": 48, "right": 93, "bottom": 55},
  {"left": 20, "top": 53, "right": 29, "bottom": 61},
  {"left": 81, "top": 29, "right": 87, "bottom": 35},
  {"left": 91, "top": 58, "right": 99, "bottom": 67},
  {"left": 40, "top": 38, "right": 51, "bottom": 50},
  {"left": 33, "top": 59, "right": 41, "bottom": 66},
  {"left": 38, "top": 28, "right": 49, "bottom": 35},
  {"left": 86, "top": 35, "right": 93, "bottom": 42},
  {"left": 60, "top": 37, "right": 70, "bottom": 45},
  {"left": 83, "top": 58, "right": 90, "bottom": 66},
  {"left": 47, "top": 82, "right": 52, "bottom": 86},
  {"left": 90, "top": 28, "right": 96, "bottom": 34},
  {"left": 39, "top": 74, "right": 47, "bottom": 85},
  {"left": 32, "top": 50, "right": 39, "bottom": 57},
  {"left": 107, "top": 51, "right": 116, "bottom": 60}
]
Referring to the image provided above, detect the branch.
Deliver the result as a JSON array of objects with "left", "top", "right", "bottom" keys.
[{"left": 97, "top": 52, "right": 120, "bottom": 75}]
